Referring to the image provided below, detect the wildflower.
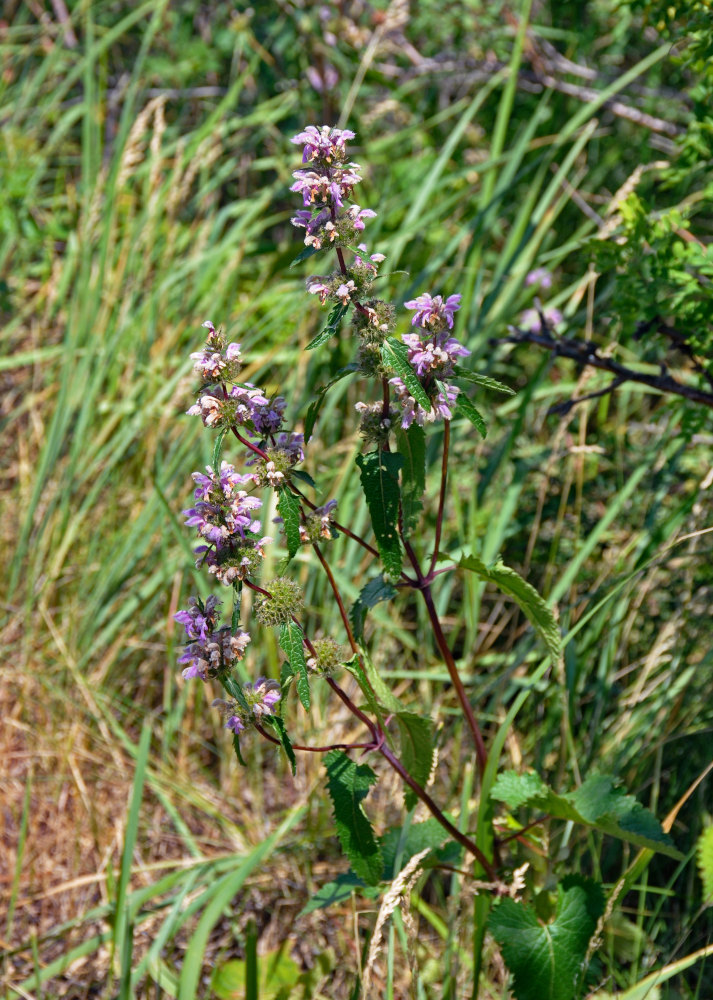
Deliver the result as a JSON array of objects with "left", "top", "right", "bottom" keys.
[
  {"left": 401, "top": 330, "right": 470, "bottom": 378},
  {"left": 336, "top": 280, "right": 357, "bottom": 304},
  {"left": 525, "top": 267, "right": 553, "bottom": 290},
  {"left": 174, "top": 594, "right": 221, "bottom": 644},
  {"left": 306, "top": 636, "right": 343, "bottom": 675},
  {"left": 299, "top": 499, "right": 338, "bottom": 543},
  {"left": 187, "top": 393, "right": 224, "bottom": 427},
  {"left": 213, "top": 676, "right": 281, "bottom": 734},
  {"left": 175, "top": 595, "right": 251, "bottom": 681},
  {"left": 390, "top": 378, "right": 461, "bottom": 429},
  {"left": 291, "top": 125, "right": 356, "bottom": 163},
  {"left": 254, "top": 577, "right": 304, "bottom": 626},
  {"left": 518, "top": 306, "right": 563, "bottom": 333},
  {"left": 405, "top": 293, "right": 462, "bottom": 331},
  {"left": 307, "top": 279, "right": 331, "bottom": 304},
  {"left": 345, "top": 205, "right": 377, "bottom": 231}
]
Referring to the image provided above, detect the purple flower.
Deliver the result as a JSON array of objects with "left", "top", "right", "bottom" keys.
[
  {"left": 216, "top": 676, "right": 281, "bottom": 734},
  {"left": 291, "top": 125, "right": 356, "bottom": 163},
  {"left": 525, "top": 267, "right": 553, "bottom": 290},
  {"left": 184, "top": 463, "right": 264, "bottom": 550},
  {"left": 401, "top": 330, "right": 470, "bottom": 378},
  {"left": 390, "top": 378, "right": 461, "bottom": 430},
  {"left": 345, "top": 204, "right": 377, "bottom": 231},
  {"left": 175, "top": 596, "right": 251, "bottom": 682},
  {"left": 518, "top": 306, "right": 563, "bottom": 333},
  {"left": 405, "top": 293, "right": 462, "bottom": 331},
  {"left": 174, "top": 595, "right": 221, "bottom": 643}
]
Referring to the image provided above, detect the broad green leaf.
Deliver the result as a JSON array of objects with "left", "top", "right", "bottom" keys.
[
  {"left": 395, "top": 424, "right": 426, "bottom": 537},
  {"left": 491, "top": 771, "right": 682, "bottom": 858},
  {"left": 395, "top": 712, "right": 434, "bottom": 810},
  {"left": 696, "top": 825, "right": 713, "bottom": 904},
  {"left": 349, "top": 574, "right": 398, "bottom": 643},
  {"left": 381, "top": 338, "right": 432, "bottom": 411},
  {"left": 454, "top": 390, "right": 487, "bottom": 438},
  {"left": 459, "top": 553, "right": 562, "bottom": 665},
  {"left": 298, "top": 871, "right": 381, "bottom": 917},
  {"left": 279, "top": 621, "right": 310, "bottom": 710},
  {"left": 489, "top": 875, "right": 605, "bottom": 1000},
  {"left": 276, "top": 486, "right": 301, "bottom": 560},
  {"left": 325, "top": 750, "right": 383, "bottom": 886},
  {"left": 306, "top": 302, "right": 349, "bottom": 351},
  {"left": 451, "top": 366, "right": 516, "bottom": 395},
  {"left": 356, "top": 451, "right": 403, "bottom": 581},
  {"left": 261, "top": 715, "right": 296, "bottom": 776},
  {"left": 380, "top": 818, "right": 455, "bottom": 880},
  {"left": 211, "top": 944, "right": 301, "bottom": 999}
]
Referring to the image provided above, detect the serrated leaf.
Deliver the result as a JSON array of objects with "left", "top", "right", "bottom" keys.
[
  {"left": 262, "top": 714, "right": 297, "bottom": 775},
  {"left": 279, "top": 622, "right": 310, "bottom": 710},
  {"left": 325, "top": 750, "right": 383, "bottom": 886},
  {"left": 356, "top": 451, "right": 403, "bottom": 581},
  {"left": 381, "top": 338, "right": 432, "bottom": 411},
  {"left": 395, "top": 424, "right": 426, "bottom": 537},
  {"left": 349, "top": 575, "right": 398, "bottom": 643},
  {"left": 454, "top": 390, "right": 488, "bottom": 438},
  {"left": 459, "top": 553, "right": 562, "bottom": 665},
  {"left": 289, "top": 244, "right": 323, "bottom": 268},
  {"left": 489, "top": 875, "right": 605, "bottom": 1000},
  {"left": 276, "top": 486, "right": 301, "bottom": 560},
  {"left": 491, "top": 771, "right": 682, "bottom": 858},
  {"left": 395, "top": 712, "right": 434, "bottom": 810},
  {"left": 451, "top": 366, "right": 516, "bottom": 395},
  {"left": 306, "top": 302, "right": 349, "bottom": 351},
  {"left": 696, "top": 825, "right": 713, "bottom": 903},
  {"left": 345, "top": 649, "right": 404, "bottom": 719}
]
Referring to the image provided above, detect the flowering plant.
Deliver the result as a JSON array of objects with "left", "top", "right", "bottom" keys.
[{"left": 173, "top": 126, "right": 680, "bottom": 996}]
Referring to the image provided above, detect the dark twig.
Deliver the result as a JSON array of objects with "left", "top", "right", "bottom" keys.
[{"left": 499, "top": 327, "right": 713, "bottom": 412}]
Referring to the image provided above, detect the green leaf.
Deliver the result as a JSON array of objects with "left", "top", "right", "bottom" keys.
[
  {"left": 211, "top": 944, "right": 301, "bottom": 999},
  {"left": 395, "top": 712, "right": 434, "bottom": 811},
  {"left": 697, "top": 825, "right": 713, "bottom": 904},
  {"left": 289, "top": 244, "right": 323, "bottom": 268},
  {"left": 306, "top": 302, "right": 349, "bottom": 351},
  {"left": 459, "top": 553, "right": 562, "bottom": 665},
  {"left": 276, "top": 487, "right": 301, "bottom": 560},
  {"left": 232, "top": 734, "right": 247, "bottom": 767},
  {"left": 451, "top": 366, "right": 516, "bottom": 395},
  {"left": 303, "top": 364, "right": 358, "bottom": 442},
  {"left": 454, "top": 390, "right": 488, "bottom": 438},
  {"left": 279, "top": 622, "right": 310, "bottom": 710},
  {"left": 212, "top": 427, "right": 228, "bottom": 469},
  {"left": 261, "top": 715, "right": 296, "bottom": 776},
  {"left": 381, "top": 338, "right": 432, "bottom": 411},
  {"left": 380, "top": 818, "right": 458, "bottom": 879},
  {"left": 395, "top": 424, "right": 426, "bottom": 537},
  {"left": 491, "top": 771, "right": 682, "bottom": 858},
  {"left": 489, "top": 875, "right": 605, "bottom": 1000},
  {"left": 325, "top": 750, "right": 383, "bottom": 886},
  {"left": 356, "top": 451, "right": 403, "bottom": 581},
  {"left": 349, "top": 574, "right": 398, "bottom": 643},
  {"left": 298, "top": 871, "right": 381, "bottom": 917},
  {"left": 290, "top": 468, "right": 316, "bottom": 488}
]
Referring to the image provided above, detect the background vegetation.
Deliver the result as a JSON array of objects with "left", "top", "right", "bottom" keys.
[{"left": 1, "top": 0, "right": 712, "bottom": 996}]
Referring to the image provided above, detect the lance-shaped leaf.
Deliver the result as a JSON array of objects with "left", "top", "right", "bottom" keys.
[
  {"left": 325, "top": 750, "right": 383, "bottom": 886},
  {"left": 279, "top": 621, "right": 310, "bottom": 710},
  {"left": 451, "top": 366, "right": 516, "bottom": 395},
  {"left": 356, "top": 451, "right": 403, "bottom": 581},
  {"left": 289, "top": 244, "right": 323, "bottom": 268},
  {"left": 395, "top": 424, "right": 426, "bottom": 537},
  {"left": 303, "top": 364, "right": 358, "bottom": 443},
  {"left": 212, "top": 427, "right": 228, "bottom": 469},
  {"left": 276, "top": 486, "right": 301, "bottom": 560},
  {"left": 345, "top": 649, "right": 404, "bottom": 720},
  {"left": 298, "top": 872, "right": 381, "bottom": 917},
  {"left": 395, "top": 712, "right": 434, "bottom": 810},
  {"left": 350, "top": 574, "right": 398, "bottom": 643},
  {"left": 306, "top": 302, "right": 349, "bottom": 351},
  {"left": 491, "top": 770, "right": 682, "bottom": 858},
  {"left": 489, "top": 876, "right": 605, "bottom": 1000},
  {"left": 459, "top": 553, "right": 562, "bottom": 665},
  {"left": 454, "top": 389, "right": 488, "bottom": 438},
  {"left": 381, "top": 338, "right": 432, "bottom": 411},
  {"left": 262, "top": 715, "right": 297, "bottom": 776}
]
